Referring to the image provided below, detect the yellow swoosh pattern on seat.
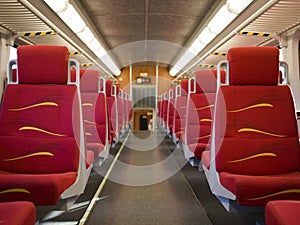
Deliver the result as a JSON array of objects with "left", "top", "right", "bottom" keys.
[
  {"left": 19, "top": 126, "right": 67, "bottom": 137},
  {"left": 85, "top": 132, "right": 92, "bottom": 136},
  {"left": 194, "top": 134, "right": 211, "bottom": 140},
  {"left": 237, "top": 128, "right": 287, "bottom": 138},
  {"left": 82, "top": 103, "right": 94, "bottom": 107},
  {"left": 2, "top": 152, "right": 54, "bottom": 161},
  {"left": 84, "top": 120, "right": 97, "bottom": 125},
  {"left": 228, "top": 103, "right": 273, "bottom": 113},
  {"left": 248, "top": 189, "right": 300, "bottom": 201},
  {"left": 196, "top": 105, "right": 214, "bottom": 111},
  {"left": 228, "top": 153, "right": 276, "bottom": 163},
  {"left": 200, "top": 118, "right": 212, "bottom": 122},
  {"left": 9, "top": 102, "right": 58, "bottom": 111},
  {"left": 0, "top": 188, "right": 30, "bottom": 195}
]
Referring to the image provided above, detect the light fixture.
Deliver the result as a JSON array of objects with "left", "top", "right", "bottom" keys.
[
  {"left": 208, "top": 5, "right": 236, "bottom": 34},
  {"left": 88, "top": 38, "right": 101, "bottom": 51},
  {"left": 188, "top": 39, "right": 206, "bottom": 55},
  {"left": 169, "top": 0, "right": 253, "bottom": 76},
  {"left": 169, "top": 66, "right": 181, "bottom": 77},
  {"left": 198, "top": 27, "right": 217, "bottom": 44},
  {"left": 44, "top": 0, "right": 121, "bottom": 76},
  {"left": 58, "top": 4, "right": 85, "bottom": 33},
  {"left": 227, "top": 0, "right": 253, "bottom": 14},
  {"left": 77, "top": 26, "right": 94, "bottom": 44}
]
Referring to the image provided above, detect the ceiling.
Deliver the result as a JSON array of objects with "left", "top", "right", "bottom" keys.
[{"left": 0, "top": 0, "right": 300, "bottom": 78}]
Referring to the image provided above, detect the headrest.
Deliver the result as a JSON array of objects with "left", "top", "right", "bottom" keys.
[
  {"left": 227, "top": 46, "right": 279, "bottom": 85},
  {"left": 17, "top": 45, "right": 69, "bottom": 84},
  {"left": 106, "top": 80, "right": 112, "bottom": 96},
  {"left": 79, "top": 69, "right": 100, "bottom": 93},
  {"left": 180, "top": 79, "right": 189, "bottom": 96},
  {"left": 194, "top": 69, "right": 225, "bottom": 93}
]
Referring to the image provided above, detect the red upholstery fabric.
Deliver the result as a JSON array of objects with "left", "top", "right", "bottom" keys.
[
  {"left": 123, "top": 94, "right": 129, "bottom": 128},
  {"left": 117, "top": 90, "right": 124, "bottom": 133},
  {"left": 79, "top": 69, "right": 100, "bottom": 93},
  {"left": 86, "top": 143, "right": 104, "bottom": 156},
  {"left": 82, "top": 94, "right": 108, "bottom": 149},
  {"left": 186, "top": 70, "right": 222, "bottom": 160},
  {"left": 0, "top": 45, "right": 83, "bottom": 205},
  {"left": 162, "top": 91, "right": 169, "bottom": 128},
  {"left": 0, "top": 85, "right": 79, "bottom": 174},
  {"left": 215, "top": 86, "right": 299, "bottom": 175},
  {"left": 106, "top": 79, "right": 112, "bottom": 97},
  {"left": 167, "top": 87, "right": 175, "bottom": 133},
  {"left": 0, "top": 201, "right": 36, "bottom": 225},
  {"left": 79, "top": 69, "right": 108, "bottom": 156},
  {"left": 173, "top": 96, "right": 187, "bottom": 139},
  {"left": 85, "top": 150, "right": 94, "bottom": 168},
  {"left": 228, "top": 46, "right": 279, "bottom": 85},
  {"left": 181, "top": 79, "right": 189, "bottom": 96},
  {"left": 213, "top": 46, "right": 300, "bottom": 206},
  {"left": 173, "top": 80, "right": 188, "bottom": 141},
  {"left": 220, "top": 172, "right": 300, "bottom": 206},
  {"left": 17, "top": 45, "right": 69, "bottom": 84},
  {"left": 106, "top": 82, "right": 117, "bottom": 140},
  {"left": 265, "top": 200, "right": 300, "bottom": 225},
  {"left": 0, "top": 172, "right": 77, "bottom": 205},
  {"left": 201, "top": 150, "right": 210, "bottom": 169}
]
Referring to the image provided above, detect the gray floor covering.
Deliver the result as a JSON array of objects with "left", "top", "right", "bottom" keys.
[{"left": 40, "top": 129, "right": 265, "bottom": 225}]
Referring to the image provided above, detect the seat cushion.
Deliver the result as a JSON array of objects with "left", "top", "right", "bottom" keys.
[
  {"left": 265, "top": 200, "right": 300, "bottom": 225},
  {"left": 0, "top": 171, "right": 77, "bottom": 205},
  {"left": 86, "top": 143, "right": 105, "bottom": 156},
  {"left": 220, "top": 172, "right": 300, "bottom": 206},
  {"left": 0, "top": 201, "right": 36, "bottom": 225},
  {"left": 188, "top": 143, "right": 210, "bottom": 159},
  {"left": 201, "top": 150, "right": 210, "bottom": 169},
  {"left": 86, "top": 150, "right": 94, "bottom": 169}
]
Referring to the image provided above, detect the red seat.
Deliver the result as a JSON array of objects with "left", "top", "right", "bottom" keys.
[
  {"left": 184, "top": 70, "right": 222, "bottom": 164},
  {"left": 0, "top": 45, "right": 92, "bottom": 205},
  {"left": 106, "top": 80, "right": 115, "bottom": 141},
  {"left": 123, "top": 91, "right": 130, "bottom": 130},
  {"left": 265, "top": 200, "right": 300, "bottom": 225},
  {"left": 117, "top": 88, "right": 125, "bottom": 134},
  {"left": 167, "top": 87, "right": 175, "bottom": 135},
  {"left": 0, "top": 201, "right": 36, "bottom": 225},
  {"left": 111, "top": 84, "right": 120, "bottom": 139},
  {"left": 162, "top": 91, "right": 169, "bottom": 130},
  {"left": 172, "top": 80, "right": 188, "bottom": 144},
  {"left": 78, "top": 69, "right": 109, "bottom": 159},
  {"left": 207, "top": 46, "right": 300, "bottom": 208},
  {"left": 157, "top": 95, "right": 162, "bottom": 123}
]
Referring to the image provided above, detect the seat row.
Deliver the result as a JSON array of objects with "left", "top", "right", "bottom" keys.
[
  {"left": 158, "top": 46, "right": 300, "bottom": 224},
  {"left": 0, "top": 45, "right": 132, "bottom": 224}
]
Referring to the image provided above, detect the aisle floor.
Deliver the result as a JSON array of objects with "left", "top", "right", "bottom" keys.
[{"left": 39, "top": 129, "right": 265, "bottom": 225}]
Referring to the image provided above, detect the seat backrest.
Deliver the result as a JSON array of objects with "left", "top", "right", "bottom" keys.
[
  {"left": 117, "top": 88, "right": 124, "bottom": 132},
  {"left": 106, "top": 79, "right": 117, "bottom": 139},
  {"left": 0, "top": 45, "right": 80, "bottom": 174},
  {"left": 185, "top": 70, "right": 223, "bottom": 147},
  {"left": 173, "top": 80, "right": 188, "bottom": 137},
  {"left": 162, "top": 91, "right": 169, "bottom": 128},
  {"left": 167, "top": 86, "right": 175, "bottom": 133},
  {"left": 214, "top": 46, "right": 300, "bottom": 176},
  {"left": 79, "top": 69, "right": 108, "bottom": 146}
]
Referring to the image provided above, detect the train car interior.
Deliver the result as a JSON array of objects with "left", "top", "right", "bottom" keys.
[{"left": 0, "top": 0, "right": 300, "bottom": 225}]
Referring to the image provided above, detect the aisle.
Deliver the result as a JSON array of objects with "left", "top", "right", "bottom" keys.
[{"left": 85, "top": 130, "right": 213, "bottom": 225}]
